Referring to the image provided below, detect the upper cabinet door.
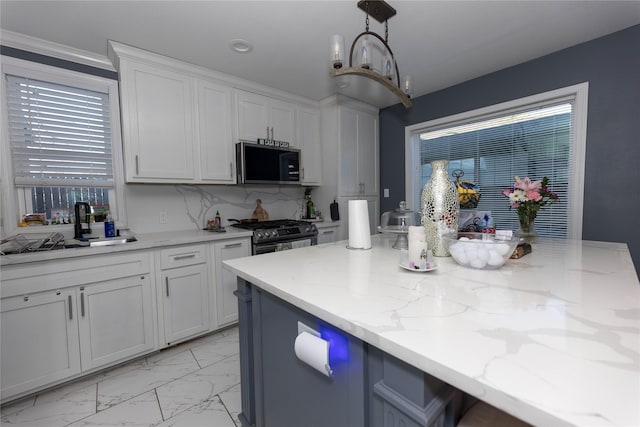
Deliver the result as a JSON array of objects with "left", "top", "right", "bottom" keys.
[
  {"left": 236, "top": 90, "right": 270, "bottom": 142},
  {"left": 269, "top": 99, "right": 296, "bottom": 145},
  {"left": 235, "top": 90, "right": 297, "bottom": 145},
  {"left": 198, "top": 80, "right": 235, "bottom": 183},
  {"left": 120, "top": 60, "right": 196, "bottom": 181},
  {"left": 298, "top": 107, "right": 322, "bottom": 185},
  {"left": 339, "top": 107, "right": 360, "bottom": 195},
  {"left": 357, "top": 111, "right": 378, "bottom": 196},
  {"left": 338, "top": 106, "right": 378, "bottom": 196}
]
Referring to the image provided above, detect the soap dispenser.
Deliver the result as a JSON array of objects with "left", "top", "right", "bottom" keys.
[{"left": 104, "top": 211, "right": 116, "bottom": 237}]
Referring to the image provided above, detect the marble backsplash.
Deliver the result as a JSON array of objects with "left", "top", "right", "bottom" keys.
[{"left": 125, "top": 184, "right": 308, "bottom": 234}]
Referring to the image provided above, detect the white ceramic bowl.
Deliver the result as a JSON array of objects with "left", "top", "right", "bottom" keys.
[{"left": 442, "top": 232, "right": 520, "bottom": 269}]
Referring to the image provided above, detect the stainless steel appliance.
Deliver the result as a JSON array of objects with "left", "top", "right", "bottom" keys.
[
  {"left": 231, "top": 219, "right": 318, "bottom": 255},
  {"left": 236, "top": 142, "right": 301, "bottom": 185}
]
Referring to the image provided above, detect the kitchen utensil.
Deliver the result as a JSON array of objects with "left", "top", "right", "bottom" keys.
[
  {"left": 252, "top": 199, "right": 269, "bottom": 221},
  {"left": 330, "top": 199, "right": 339, "bottom": 220},
  {"left": 74, "top": 202, "right": 91, "bottom": 239},
  {"left": 228, "top": 218, "right": 259, "bottom": 224}
]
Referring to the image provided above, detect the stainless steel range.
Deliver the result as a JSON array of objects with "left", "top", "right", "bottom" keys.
[{"left": 231, "top": 220, "right": 318, "bottom": 255}]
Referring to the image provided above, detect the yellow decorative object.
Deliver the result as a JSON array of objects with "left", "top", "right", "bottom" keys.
[{"left": 452, "top": 169, "right": 480, "bottom": 209}]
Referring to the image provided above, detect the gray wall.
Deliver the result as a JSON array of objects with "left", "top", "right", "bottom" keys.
[{"left": 379, "top": 24, "right": 640, "bottom": 273}]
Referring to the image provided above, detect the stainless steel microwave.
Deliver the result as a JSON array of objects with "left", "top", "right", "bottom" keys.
[{"left": 236, "top": 142, "right": 301, "bottom": 185}]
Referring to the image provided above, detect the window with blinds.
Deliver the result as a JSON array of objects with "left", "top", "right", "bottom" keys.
[
  {"left": 412, "top": 98, "right": 575, "bottom": 238},
  {"left": 5, "top": 74, "right": 115, "bottom": 224}
]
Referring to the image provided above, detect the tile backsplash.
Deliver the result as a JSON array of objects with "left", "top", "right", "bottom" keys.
[{"left": 125, "top": 184, "right": 307, "bottom": 233}]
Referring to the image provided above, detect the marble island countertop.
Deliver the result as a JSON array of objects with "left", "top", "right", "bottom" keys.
[{"left": 224, "top": 235, "right": 640, "bottom": 427}]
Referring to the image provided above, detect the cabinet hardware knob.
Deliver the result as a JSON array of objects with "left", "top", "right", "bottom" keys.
[
  {"left": 166, "top": 277, "right": 170, "bottom": 297},
  {"left": 24, "top": 296, "right": 29, "bottom": 302},
  {"left": 81, "top": 292, "right": 85, "bottom": 317},
  {"left": 224, "top": 243, "right": 243, "bottom": 249},
  {"left": 68, "top": 295, "right": 73, "bottom": 320},
  {"left": 135, "top": 155, "right": 139, "bottom": 175}
]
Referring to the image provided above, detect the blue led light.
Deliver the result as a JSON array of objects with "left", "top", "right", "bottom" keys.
[{"left": 319, "top": 325, "right": 349, "bottom": 366}]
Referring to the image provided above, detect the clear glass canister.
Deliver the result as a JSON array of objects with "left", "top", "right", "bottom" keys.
[{"left": 378, "top": 201, "right": 421, "bottom": 249}]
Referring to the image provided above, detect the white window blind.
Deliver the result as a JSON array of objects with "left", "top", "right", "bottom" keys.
[
  {"left": 6, "top": 74, "right": 113, "bottom": 187},
  {"left": 416, "top": 99, "right": 574, "bottom": 238}
]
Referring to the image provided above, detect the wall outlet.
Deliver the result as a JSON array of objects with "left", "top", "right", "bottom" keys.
[
  {"left": 159, "top": 210, "right": 168, "bottom": 224},
  {"left": 384, "top": 188, "right": 390, "bottom": 198}
]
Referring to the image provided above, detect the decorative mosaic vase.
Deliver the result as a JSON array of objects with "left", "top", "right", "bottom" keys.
[{"left": 421, "top": 160, "right": 459, "bottom": 256}]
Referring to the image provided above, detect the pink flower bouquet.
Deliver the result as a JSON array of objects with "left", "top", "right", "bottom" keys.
[{"left": 502, "top": 176, "right": 559, "bottom": 234}]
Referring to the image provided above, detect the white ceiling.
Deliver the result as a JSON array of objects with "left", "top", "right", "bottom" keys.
[{"left": 1, "top": 1, "right": 639, "bottom": 107}]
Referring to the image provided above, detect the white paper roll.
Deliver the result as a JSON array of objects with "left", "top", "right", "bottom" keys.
[
  {"left": 348, "top": 199, "right": 371, "bottom": 249},
  {"left": 294, "top": 331, "right": 333, "bottom": 377}
]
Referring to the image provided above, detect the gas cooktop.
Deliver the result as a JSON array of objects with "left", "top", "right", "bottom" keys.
[{"left": 230, "top": 219, "right": 309, "bottom": 230}]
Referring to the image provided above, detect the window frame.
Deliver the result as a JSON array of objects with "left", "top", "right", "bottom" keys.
[
  {"left": 1, "top": 55, "right": 126, "bottom": 236},
  {"left": 404, "top": 83, "right": 588, "bottom": 240}
]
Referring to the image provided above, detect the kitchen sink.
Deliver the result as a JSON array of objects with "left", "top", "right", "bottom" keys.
[{"left": 1, "top": 233, "right": 137, "bottom": 255}]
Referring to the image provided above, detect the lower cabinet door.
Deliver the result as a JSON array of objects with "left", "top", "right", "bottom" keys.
[
  {"left": 254, "top": 288, "right": 366, "bottom": 427},
  {"left": 162, "top": 264, "right": 210, "bottom": 345},
  {"left": 1, "top": 289, "right": 81, "bottom": 399},
  {"left": 78, "top": 276, "right": 155, "bottom": 371},
  {"left": 214, "top": 238, "right": 251, "bottom": 327}
]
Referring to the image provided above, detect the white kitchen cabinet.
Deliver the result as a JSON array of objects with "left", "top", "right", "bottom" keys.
[
  {"left": 118, "top": 58, "right": 196, "bottom": 182},
  {"left": 339, "top": 105, "right": 378, "bottom": 196},
  {"left": 0, "top": 250, "right": 156, "bottom": 402},
  {"left": 0, "top": 289, "right": 81, "bottom": 399},
  {"left": 110, "top": 41, "right": 236, "bottom": 184},
  {"left": 159, "top": 244, "right": 210, "bottom": 345},
  {"left": 213, "top": 238, "right": 251, "bottom": 327},
  {"left": 317, "top": 224, "right": 339, "bottom": 244},
  {"left": 78, "top": 276, "right": 155, "bottom": 371},
  {"left": 235, "top": 89, "right": 296, "bottom": 145},
  {"left": 298, "top": 106, "right": 322, "bottom": 185},
  {"left": 198, "top": 80, "right": 235, "bottom": 183}
]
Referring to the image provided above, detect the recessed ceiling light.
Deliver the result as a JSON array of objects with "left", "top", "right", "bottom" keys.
[{"left": 230, "top": 39, "right": 253, "bottom": 53}]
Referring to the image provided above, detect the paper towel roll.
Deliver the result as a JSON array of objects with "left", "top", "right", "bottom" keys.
[
  {"left": 348, "top": 200, "right": 371, "bottom": 249},
  {"left": 294, "top": 331, "right": 333, "bottom": 377}
]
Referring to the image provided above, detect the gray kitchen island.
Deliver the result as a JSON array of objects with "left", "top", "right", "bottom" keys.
[{"left": 223, "top": 234, "right": 640, "bottom": 427}]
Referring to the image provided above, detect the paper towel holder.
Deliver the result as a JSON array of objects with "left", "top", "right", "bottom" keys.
[{"left": 295, "top": 322, "right": 334, "bottom": 377}]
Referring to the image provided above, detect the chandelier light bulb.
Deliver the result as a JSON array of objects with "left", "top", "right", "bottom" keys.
[
  {"left": 329, "top": 34, "right": 345, "bottom": 70},
  {"left": 360, "top": 38, "right": 371, "bottom": 69},
  {"left": 403, "top": 75, "right": 413, "bottom": 97}
]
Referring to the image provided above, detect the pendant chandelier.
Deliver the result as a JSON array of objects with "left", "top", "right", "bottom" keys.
[{"left": 330, "top": 0, "right": 412, "bottom": 108}]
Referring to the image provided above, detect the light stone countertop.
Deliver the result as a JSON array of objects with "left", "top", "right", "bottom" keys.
[
  {"left": 224, "top": 234, "right": 640, "bottom": 427},
  {"left": 0, "top": 227, "right": 253, "bottom": 266}
]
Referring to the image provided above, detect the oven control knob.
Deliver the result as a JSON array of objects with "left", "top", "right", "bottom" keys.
[
  {"left": 305, "top": 226, "right": 310, "bottom": 232},
  {"left": 257, "top": 232, "right": 263, "bottom": 239},
  {"left": 271, "top": 231, "right": 277, "bottom": 237}
]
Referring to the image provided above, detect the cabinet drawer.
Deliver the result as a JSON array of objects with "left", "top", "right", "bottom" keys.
[{"left": 160, "top": 244, "right": 207, "bottom": 269}]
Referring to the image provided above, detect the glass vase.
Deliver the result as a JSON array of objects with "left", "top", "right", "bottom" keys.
[
  {"left": 516, "top": 213, "right": 539, "bottom": 242},
  {"left": 421, "top": 160, "right": 459, "bottom": 256}
]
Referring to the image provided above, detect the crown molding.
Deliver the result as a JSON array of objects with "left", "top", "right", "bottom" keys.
[{"left": 1, "top": 30, "right": 115, "bottom": 72}]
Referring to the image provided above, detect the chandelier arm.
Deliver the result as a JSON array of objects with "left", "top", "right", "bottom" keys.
[{"left": 348, "top": 31, "right": 401, "bottom": 87}]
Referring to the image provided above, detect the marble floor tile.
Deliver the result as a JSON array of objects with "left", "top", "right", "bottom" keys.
[
  {"left": 0, "top": 395, "right": 36, "bottom": 417},
  {"left": 218, "top": 382, "right": 242, "bottom": 427},
  {"left": 67, "top": 390, "right": 163, "bottom": 427},
  {"left": 97, "top": 349, "right": 200, "bottom": 411},
  {"left": 0, "top": 383, "right": 96, "bottom": 427},
  {"left": 156, "top": 354, "right": 240, "bottom": 420},
  {"left": 155, "top": 397, "right": 236, "bottom": 427},
  {"left": 191, "top": 339, "right": 239, "bottom": 369},
  {"left": 1, "top": 326, "right": 241, "bottom": 427}
]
